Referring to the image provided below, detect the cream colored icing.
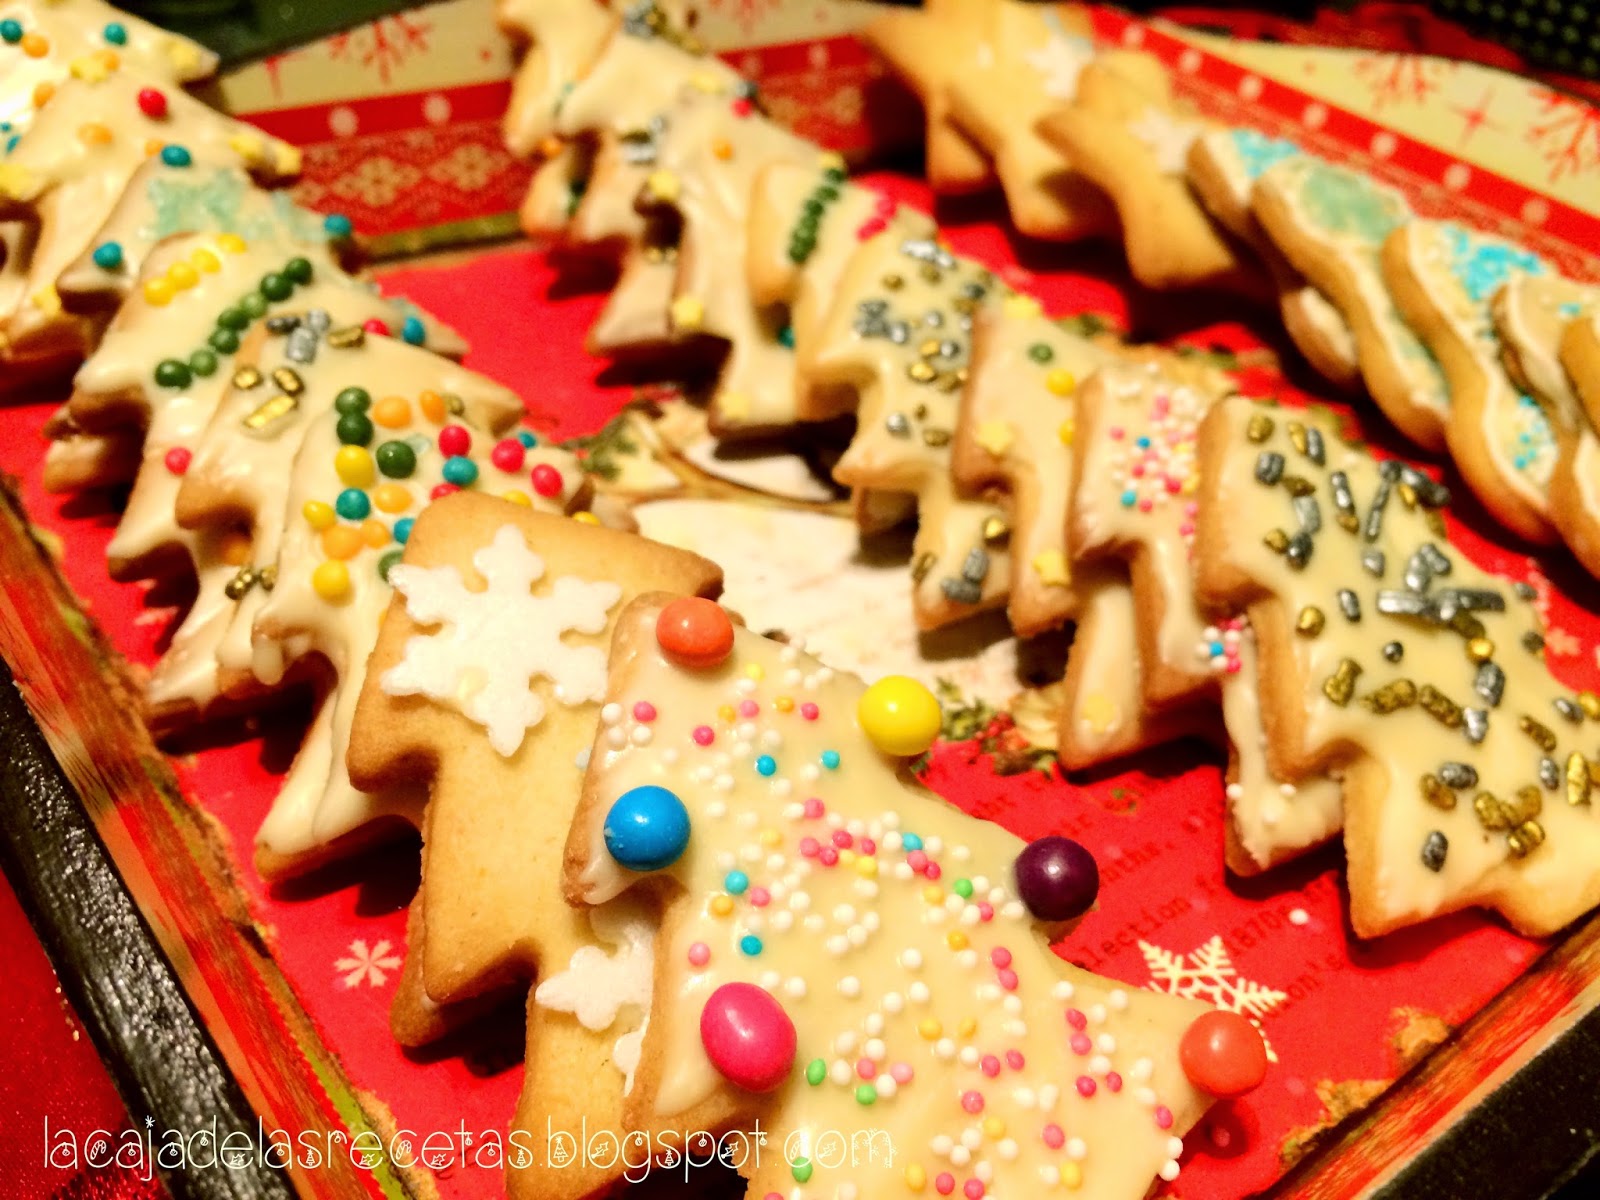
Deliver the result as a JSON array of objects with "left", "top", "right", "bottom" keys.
[
  {"left": 1254, "top": 158, "right": 1448, "bottom": 424},
  {"left": 1397, "top": 222, "right": 1555, "bottom": 522},
  {"left": 572, "top": 604, "right": 1212, "bottom": 1198},
  {"left": 1205, "top": 397, "right": 1600, "bottom": 936},
  {"left": 1493, "top": 272, "right": 1594, "bottom": 431},
  {"left": 810, "top": 232, "right": 1009, "bottom": 628},
  {"left": 957, "top": 308, "right": 1112, "bottom": 635},
  {"left": 519, "top": 140, "right": 588, "bottom": 238},
  {"left": 498, "top": 0, "right": 614, "bottom": 158},
  {"left": 1059, "top": 570, "right": 1153, "bottom": 761},
  {"left": 553, "top": 20, "right": 737, "bottom": 144},
  {"left": 41, "top": 427, "right": 136, "bottom": 491},
  {"left": 0, "top": 71, "right": 299, "bottom": 361}
]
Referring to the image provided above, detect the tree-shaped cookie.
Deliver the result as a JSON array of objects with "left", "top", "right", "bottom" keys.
[
  {"left": 1070, "top": 363, "right": 1342, "bottom": 871},
  {"left": 498, "top": 0, "right": 615, "bottom": 160},
  {"left": 1195, "top": 396, "right": 1600, "bottom": 937},
  {"left": 1250, "top": 156, "right": 1449, "bottom": 452},
  {"left": 1036, "top": 52, "right": 1258, "bottom": 293},
  {"left": 56, "top": 160, "right": 349, "bottom": 312},
  {"left": 173, "top": 323, "right": 585, "bottom": 877},
  {"left": 943, "top": 0, "right": 1116, "bottom": 241},
  {"left": 350, "top": 492, "right": 720, "bottom": 1056},
  {"left": 1561, "top": 302, "right": 1600, "bottom": 426},
  {"left": 1381, "top": 221, "right": 1557, "bottom": 544},
  {"left": 805, "top": 230, "right": 1010, "bottom": 627},
  {"left": 859, "top": 0, "right": 999, "bottom": 194},
  {"left": 950, "top": 302, "right": 1113, "bottom": 636},
  {"left": 563, "top": 595, "right": 1266, "bottom": 1200},
  {"left": 0, "top": 69, "right": 300, "bottom": 366},
  {"left": 1185, "top": 129, "right": 1359, "bottom": 390},
  {"left": 746, "top": 160, "right": 936, "bottom": 423}
]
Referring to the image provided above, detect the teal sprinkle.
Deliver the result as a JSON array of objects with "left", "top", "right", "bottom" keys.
[
  {"left": 1441, "top": 223, "right": 1543, "bottom": 304},
  {"left": 739, "top": 934, "right": 763, "bottom": 956},
  {"left": 1229, "top": 128, "right": 1300, "bottom": 180},
  {"left": 755, "top": 754, "right": 777, "bottom": 776},
  {"left": 724, "top": 870, "right": 749, "bottom": 895},
  {"left": 1559, "top": 302, "right": 1582, "bottom": 319},
  {"left": 1120, "top": 489, "right": 1137, "bottom": 507},
  {"left": 820, "top": 750, "right": 840, "bottom": 770}
]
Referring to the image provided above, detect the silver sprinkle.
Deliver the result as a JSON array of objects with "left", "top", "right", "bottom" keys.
[
  {"left": 1376, "top": 590, "right": 1430, "bottom": 617},
  {"left": 1513, "top": 581, "right": 1537, "bottom": 600},
  {"left": 285, "top": 327, "right": 318, "bottom": 364},
  {"left": 922, "top": 310, "right": 944, "bottom": 328},
  {"left": 1474, "top": 661, "right": 1506, "bottom": 707},
  {"left": 888, "top": 322, "right": 909, "bottom": 345},
  {"left": 1304, "top": 426, "right": 1326, "bottom": 465},
  {"left": 1419, "top": 542, "right": 1452, "bottom": 576},
  {"left": 1362, "top": 549, "right": 1387, "bottom": 578},
  {"left": 1399, "top": 465, "right": 1450, "bottom": 507},
  {"left": 1337, "top": 589, "right": 1361, "bottom": 621},
  {"left": 1293, "top": 495, "right": 1322, "bottom": 533},
  {"left": 1554, "top": 697, "right": 1584, "bottom": 724},
  {"left": 941, "top": 578, "right": 982, "bottom": 605},
  {"left": 885, "top": 413, "right": 911, "bottom": 438},
  {"left": 1403, "top": 549, "right": 1433, "bottom": 593},
  {"left": 305, "top": 308, "right": 332, "bottom": 334},
  {"left": 1540, "top": 757, "right": 1561, "bottom": 790},
  {"left": 1364, "top": 472, "right": 1393, "bottom": 542},
  {"left": 1285, "top": 530, "right": 1313, "bottom": 570},
  {"left": 1438, "top": 761, "right": 1477, "bottom": 789},
  {"left": 1421, "top": 831, "right": 1448, "bottom": 872},
  {"left": 1330, "top": 470, "right": 1357, "bottom": 526},
  {"left": 1382, "top": 641, "right": 1404, "bottom": 662},
  {"left": 1464, "top": 708, "right": 1489, "bottom": 744},
  {"left": 961, "top": 548, "right": 989, "bottom": 584},
  {"left": 1255, "top": 451, "right": 1285, "bottom": 485}
]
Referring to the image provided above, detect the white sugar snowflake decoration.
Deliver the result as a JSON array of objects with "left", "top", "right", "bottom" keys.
[
  {"left": 1024, "top": 34, "right": 1096, "bottom": 100},
  {"left": 336, "top": 938, "right": 402, "bottom": 988},
  {"left": 1128, "top": 107, "right": 1205, "bottom": 176},
  {"left": 1140, "top": 935, "right": 1287, "bottom": 1062},
  {"left": 383, "top": 525, "right": 622, "bottom": 756}
]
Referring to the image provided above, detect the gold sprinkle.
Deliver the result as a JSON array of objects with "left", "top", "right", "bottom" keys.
[
  {"left": 271, "top": 366, "right": 304, "bottom": 396},
  {"left": 1295, "top": 606, "right": 1325, "bottom": 637},
  {"left": 1398, "top": 482, "right": 1419, "bottom": 509},
  {"left": 1336, "top": 512, "right": 1360, "bottom": 534},
  {"left": 1281, "top": 475, "right": 1315, "bottom": 498},
  {"left": 1426, "top": 510, "right": 1447, "bottom": 538},
  {"left": 982, "top": 516, "right": 1010, "bottom": 544},
  {"left": 1288, "top": 421, "right": 1308, "bottom": 455},
  {"left": 951, "top": 295, "right": 977, "bottom": 316},
  {"left": 918, "top": 338, "right": 942, "bottom": 358},
  {"left": 936, "top": 372, "right": 965, "bottom": 393},
  {"left": 231, "top": 365, "right": 262, "bottom": 390},
  {"left": 327, "top": 325, "right": 366, "bottom": 349},
  {"left": 223, "top": 567, "right": 256, "bottom": 600},
  {"left": 1322, "top": 658, "right": 1361, "bottom": 706},
  {"left": 1568, "top": 752, "right": 1592, "bottom": 806},
  {"left": 911, "top": 553, "right": 935, "bottom": 584},
  {"left": 1509, "top": 785, "right": 1543, "bottom": 824},
  {"left": 919, "top": 263, "right": 942, "bottom": 284},
  {"left": 921, "top": 428, "right": 951, "bottom": 447},
  {"left": 1449, "top": 612, "right": 1487, "bottom": 640},
  {"left": 443, "top": 393, "right": 465, "bottom": 416},
  {"left": 1364, "top": 679, "right": 1417, "bottom": 714},
  {"left": 1264, "top": 529, "right": 1289, "bottom": 553},
  {"left": 242, "top": 393, "right": 297, "bottom": 434},
  {"left": 1418, "top": 684, "right": 1462, "bottom": 728},
  {"left": 1507, "top": 819, "right": 1545, "bottom": 858},
  {"left": 1578, "top": 691, "right": 1600, "bottom": 721},
  {"left": 1519, "top": 714, "right": 1557, "bottom": 752},
  {"left": 1473, "top": 791, "right": 1512, "bottom": 831},
  {"left": 1420, "top": 774, "right": 1457, "bottom": 810},
  {"left": 907, "top": 361, "right": 936, "bottom": 383},
  {"left": 1246, "top": 413, "right": 1274, "bottom": 443},
  {"left": 1466, "top": 637, "right": 1495, "bottom": 663},
  {"left": 881, "top": 273, "right": 903, "bottom": 291},
  {"left": 258, "top": 564, "right": 277, "bottom": 592}
]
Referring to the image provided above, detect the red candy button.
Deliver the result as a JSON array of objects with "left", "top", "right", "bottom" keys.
[
  {"left": 700, "top": 983, "right": 794, "bottom": 1093},
  {"left": 1179, "top": 1010, "right": 1268, "bottom": 1097},
  {"left": 136, "top": 87, "right": 167, "bottom": 118},
  {"left": 656, "top": 597, "right": 734, "bottom": 669}
]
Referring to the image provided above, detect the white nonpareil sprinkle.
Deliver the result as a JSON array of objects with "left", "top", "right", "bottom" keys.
[
  {"left": 834, "top": 1031, "right": 858, "bottom": 1055},
  {"left": 1290, "top": 907, "right": 1310, "bottom": 926},
  {"left": 784, "top": 977, "right": 806, "bottom": 998},
  {"left": 838, "top": 976, "right": 861, "bottom": 998},
  {"left": 600, "top": 703, "right": 622, "bottom": 725},
  {"left": 1160, "top": 1160, "right": 1181, "bottom": 1182},
  {"left": 902, "top": 949, "right": 924, "bottom": 970},
  {"left": 1066, "top": 1137, "right": 1087, "bottom": 1161}
]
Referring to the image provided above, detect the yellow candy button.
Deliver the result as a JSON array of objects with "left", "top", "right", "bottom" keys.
[
  {"left": 857, "top": 675, "right": 942, "bottom": 757},
  {"left": 142, "top": 277, "right": 174, "bottom": 306},
  {"left": 312, "top": 559, "right": 350, "bottom": 601},
  {"left": 302, "top": 500, "right": 336, "bottom": 530},
  {"left": 572, "top": 511, "right": 600, "bottom": 525},
  {"left": 335, "top": 445, "right": 375, "bottom": 488}
]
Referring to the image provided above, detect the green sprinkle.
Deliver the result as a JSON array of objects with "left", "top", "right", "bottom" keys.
[
  {"left": 377, "top": 549, "right": 403, "bottom": 582},
  {"left": 240, "top": 292, "right": 268, "bottom": 319},
  {"left": 208, "top": 327, "right": 240, "bottom": 353},
  {"left": 953, "top": 878, "right": 974, "bottom": 899},
  {"left": 217, "top": 306, "right": 248, "bottom": 331},
  {"left": 259, "top": 272, "right": 292, "bottom": 302},
  {"left": 791, "top": 1159, "right": 812, "bottom": 1184},
  {"left": 334, "top": 386, "right": 372, "bottom": 415},
  {"left": 855, "top": 1083, "right": 877, "bottom": 1106},
  {"left": 336, "top": 412, "right": 374, "bottom": 446},
  {"left": 1028, "top": 342, "right": 1054, "bottom": 364},
  {"left": 154, "top": 359, "right": 191, "bottom": 389},
  {"left": 188, "top": 349, "right": 218, "bottom": 377},
  {"left": 806, "top": 1058, "right": 826, "bottom": 1086},
  {"left": 283, "top": 256, "right": 314, "bottom": 284}
]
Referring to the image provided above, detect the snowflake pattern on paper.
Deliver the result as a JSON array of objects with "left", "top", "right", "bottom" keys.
[
  {"left": 1140, "top": 936, "right": 1287, "bottom": 1062},
  {"left": 1528, "top": 88, "right": 1600, "bottom": 185},
  {"left": 1351, "top": 53, "right": 1454, "bottom": 111},
  {"left": 383, "top": 525, "right": 622, "bottom": 757},
  {"left": 329, "top": 13, "right": 433, "bottom": 87},
  {"left": 336, "top": 939, "right": 402, "bottom": 988}
]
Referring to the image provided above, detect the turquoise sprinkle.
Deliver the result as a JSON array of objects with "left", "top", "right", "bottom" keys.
[
  {"left": 739, "top": 934, "right": 763, "bottom": 956},
  {"left": 517, "top": 430, "right": 539, "bottom": 448},
  {"left": 92, "top": 242, "right": 123, "bottom": 270},
  {"left": 335, "top": 488, "right": 371, "bottom": 521},
  {"left": 401, "top": 315, "right": 425, "bottom": 345},
  {"left": 323, "top": 212, "right": 353, "bottom": 238},
  {"left": 1120, "top": 489, "right": 1137, "bottom": 507},
  {"left": 103, "top": 22, "right": 127, "bottom": 45},
  {"left": 755, "top": 755, "right": 777, "bottom": 776},
  {"left": 393, "top": 517, "right": 414, "bottom": 544},
  {"left": 777, "top": 325, "right": 796, "bottom": 349},
  {"left": 0, "top": 20, "right": 22, "bottom": 43},
  {"left": 820, "top": 750, "right": 840, "bottom": 770},
  {"left": 1442, "top": 223, "right": 1543, "bottom": 303},
  {"left": 1560, "top": 302, "right": 1582, "bottom": 319},
  {"left": 901, "top": 833, "right": 923, "bottom": 851},
  {"left": 1209, "top": 641, "right": 1225, "bottom": 657},
  {"left": 161, "top": 145, "right": 193, "bottom": 168},
  {"left": 441, "top": 455, "right": 478, "bottom": 486},
  {"left": 1135, "top": 436, "right": 1151, "bottom": 449},
  {"left": 1230, "top": 128, "right": 1300, "bottom": 180},
  {"left": 724, "top": 870, "right": 749, "bottom": 895}
]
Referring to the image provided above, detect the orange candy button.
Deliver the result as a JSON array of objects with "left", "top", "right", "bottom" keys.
[
  {"left": 372, "top": 396, "right": 411, "bottom": 428},
  {"left": 320, "top": 525, "right": 363, "bottom": 561},
  {"left": 655, "top": 597, "right": 734, "bottom": 669},
  {"left": 1179, "top": 1010, "right": 1268, "bottom": 1098}
]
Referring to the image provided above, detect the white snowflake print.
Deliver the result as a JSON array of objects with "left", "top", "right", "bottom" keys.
[
  {"left": 1128, "top": 107, "right": 1205, "bottom": 176},
  {"left": 383, "top": 525, "right": 622, "bottom": 756},
  {"left": 1140, "top": 935, "right": 1287, "bottom": 1062},
  {"left": 336, "top": 939, "right": 402, "bottom": 988},
  {"left": 1024, "top": 34, "right": 1096, "bottom": 100}
]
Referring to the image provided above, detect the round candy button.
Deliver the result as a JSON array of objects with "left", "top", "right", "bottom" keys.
[
  {"left": 700, "top": 982, "right": 796, "bottom": 1093},
  {"left": 603, "top": 785, "right": 690, "bottom": 872},
  {"left": 1179, "top": 1010, "right": 1268, "bottom": 1097},
  {"left": 857, "top": 675, "right": 942, "bottom": 757},
  {"left": 655, "top": 597, "right": 734, "bottom": 669},
  {"left": 1013, "top": 836, "right": 1099, "bottom": 922}
]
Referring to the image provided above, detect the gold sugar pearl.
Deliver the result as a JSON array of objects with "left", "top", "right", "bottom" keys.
[
  {"left": 1466, "top": 637, "right": 1495, "bottom": 663},
  {"left": 1246, "top": 413, "right": 1274, "bottom": 443},
  {"left": 1295, "top": 606, "right": 1325, "bottom": 637}
]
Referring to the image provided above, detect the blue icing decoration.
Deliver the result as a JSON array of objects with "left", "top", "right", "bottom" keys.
[
  {"left": 1559, "top": 301, "right": 1583, "bottom": 319},
  {"left": 1511, "top": 392, "right": 1556, "bottom": 479},
  {"left": 1229, "top": 128, "right": 1300, "bottom": 180},
  {"left": 141, "top": 167, "right": 331, "bottom": 247},
  {"left": 1441, "top": 223, "right": 1543, "bottom": 304}
]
